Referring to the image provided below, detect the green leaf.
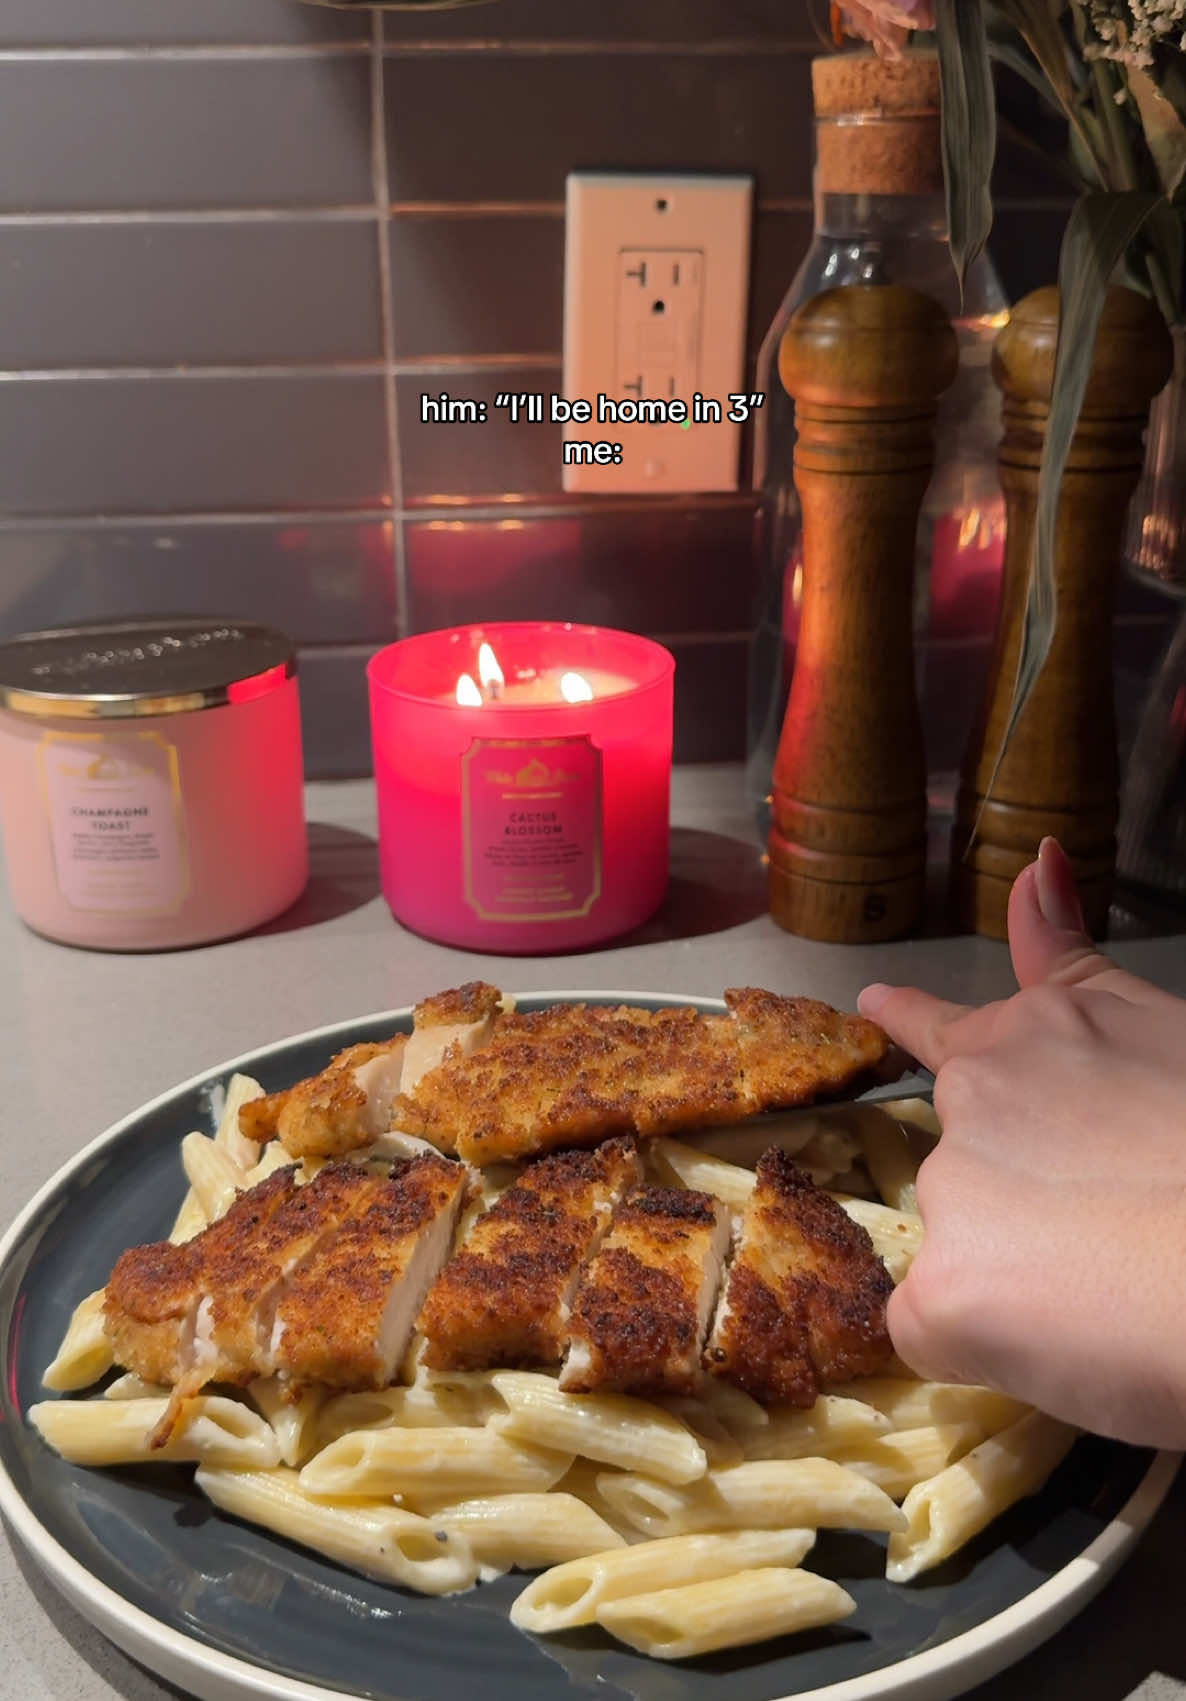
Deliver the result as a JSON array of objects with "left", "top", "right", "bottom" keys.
[
  {"left": 935, "top": 0, "right": 997, "bottom": 298},
  {"left": 980, "top": 191, "right": 1163, "bottom": 819},
  {"left": 1127, "top": 65, "right": 1186, "bottom": 200}
]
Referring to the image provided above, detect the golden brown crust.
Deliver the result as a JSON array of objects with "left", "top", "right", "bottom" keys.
[
  {"left": 238, "top": 1037, "right": 407, "bottom": 1159},
  {"left": 417, "top": 1137, "right": 642, "bottom": 1371},
  {"left": 396, "top": 993, "right": 887, "bottom": 1165},
  {"left": 413, "top": 982, "right": 503, "bottom": 1028},
  {"left": 564, "top": 1186, "right": 726, "bottom": 1397},
  {"left": 706, "top": 1148, "right": 893, "bottom": 1407}
]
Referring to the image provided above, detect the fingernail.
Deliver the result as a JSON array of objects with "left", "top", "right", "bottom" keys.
[
  {"left": 858, "top": 983, "right": 892, "bottom": 1018},
  {"left": 1035, "top": 837, "right": 1086, "bottom": 933}
]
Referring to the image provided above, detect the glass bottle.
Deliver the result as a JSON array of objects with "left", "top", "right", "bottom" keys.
[{"left": 747, "top": 51, "right": 1010, "bottom": 836}]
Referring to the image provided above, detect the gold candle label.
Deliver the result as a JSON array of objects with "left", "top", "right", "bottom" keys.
[
  {"left": 461, "top": 736, "right": 602, "bottom": 922},
  {"left": 40, "top": 730, "right": 189, "bottom": 915}
]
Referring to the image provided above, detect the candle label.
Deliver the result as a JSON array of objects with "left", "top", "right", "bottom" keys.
[
  {"left": 461, "top": 736, "right": 602, "bottom": 922},
  {"left": 40, "top": 730, "right": 190, "bottom": 915}
]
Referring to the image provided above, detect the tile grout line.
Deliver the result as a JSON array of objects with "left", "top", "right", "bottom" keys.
[{"left": 370, "top": 11, "right": 408, "bottom": 637}]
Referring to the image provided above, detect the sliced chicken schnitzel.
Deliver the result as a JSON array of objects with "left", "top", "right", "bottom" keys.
[
  {"left": 397, "top": 989, "right": 888, "bottom": 1166},
  {"left": 705, "top": 1148, "right": 893, "bottom": 1407},
  {"left": 103, "top": 1156, "right": 468, "bottom": 1408},
  {"left": 417, "top": 1137, "right": 642, "bottom": 1371},
  {"left": 561, "top": 1186, "right": 731, "bottom": 1398}
]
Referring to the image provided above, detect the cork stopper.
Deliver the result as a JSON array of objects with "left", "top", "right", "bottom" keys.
[{"left": 812, "top": 50, "right": 943, "bottom": 197}]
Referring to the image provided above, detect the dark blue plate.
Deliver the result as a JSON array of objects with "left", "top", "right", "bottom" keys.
[{"left": 0, "top": 994, "right": 1177, "bottom": 1701}]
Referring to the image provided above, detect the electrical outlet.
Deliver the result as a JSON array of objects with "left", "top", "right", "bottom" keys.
[{"left": 563, "top": 172, "right": 753, "bottom": 494}]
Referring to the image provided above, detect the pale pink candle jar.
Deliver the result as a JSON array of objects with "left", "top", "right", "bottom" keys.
[
  {"left": 0, "top": 618, "right": 308, "bottom": 950},
  {"left": 368, "top": 623, "right": 674, "bottom": 952}
]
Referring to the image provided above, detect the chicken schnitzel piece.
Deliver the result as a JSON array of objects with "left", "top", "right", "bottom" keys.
[
  {"left": 237, "top": 982, "right": 504, "bottom": 1161},
  {"left": 417, "top": 1137, "right": 642, "bottom": 1372},
  {"left": 397, "top": 990, "right": 888, "bottom": 1166},
  {"left": 561, "top": 1186, "right": 731, "bottom": 1398},
  {"left": 104, "top": 1158, "right": 469, "bottom": 1408},
  {"left": 705, "top": 1149, "right": 893, "bottom": 1407},
  {"left": 273, "top": 1154, "right": 468, "bottom": 1389}
]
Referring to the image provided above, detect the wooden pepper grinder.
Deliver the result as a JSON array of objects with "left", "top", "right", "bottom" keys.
[
  {"left": 769, "top": 284, "right": 958, "bottom": 942},
  {"left": 952, "top": 286, "right": 1173, "bottom": 939}
]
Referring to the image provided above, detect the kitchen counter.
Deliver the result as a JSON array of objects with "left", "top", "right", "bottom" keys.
[{"left": 1, "top": 765, "right": 1183, "bottom": 1701}]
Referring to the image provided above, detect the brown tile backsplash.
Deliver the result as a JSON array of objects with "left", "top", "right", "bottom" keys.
[
  {"left": 0, "top": 3, "right": 1134, "bottom": 779},
  {"left": 0, "top": 522, "right": 397, "bottom": 646},
  {"left": 0, "top": 376, "right": 389, "bottom": 516},
  {"left": 0, "top": 221, "right": 383, "bottom": 368},
  {"left": 383, "top": 51, "right": 814, "bottom": 206},
  {"left": 0, "top": 57, "right": 373, "bottom": 213},
  {"left": 405, "top": 501, "right": 756, "bottom": 635}
]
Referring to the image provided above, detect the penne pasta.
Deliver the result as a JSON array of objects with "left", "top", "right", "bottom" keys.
[
  {"left": 831, "top": 1196, "right": 924, "bottom": 1284},
  {"left": 676, "top": 1111, "right": 831, "bottom": 1168},
  {"left": 213, "top": 1071, "right": 265, "bottom": 1171},
  {"left": 882, "top": 1096, "right": 942, "bottom": 1144},
  {"left": 42, "top": 1289, "right": 113, "bottom": 1392},
  {"left": 299, "top": 1425, "right": 572, "bottom": 1502},
  {"left": 241, "top": 1141, "right": 297, "bottom": 1189},
  {"left": 855, "top": 1111, "right": 922, "bottom": 1214},
  {"left": 887, "top": 1412, "right": 1078, "bottom": 1582},
  {"left": 249, "top": 1377, "right": 327, "bottom": 1468},
  {"left": 491, "top": 1372, "right": 707, "bottom": 1486},
  {"left": 104, "top": 1373, "right": 166, "bottom": 1400},
  {"left": 697, "top": 1377, "right": 770, "bottom": 1433},
  {"left": 742, "top": 1395, "right": 893, "bottom": 1462},
  {"left": 791, "top": 1125, "right": 862, "bottom": 1187},
  {"left": 169, "top": 1189, "right": 209, "bottom": 1244},
  {"left": 434, "top": 1492, "right": 625, "bottom": 1570},
  {"left": 30, "top": 1395, "right": 281, "bottom": 1469},
  {"left": 596, "top": 1566, "right": 856, "bottom": 1659},
  {"left": 196, "top": 1467, "right": 478, "bottom": 1595},
  {"left": 833, "top": 1423, "right": 986, "bottom": 1498},
  {"left": 181, "top": 1133, "right": 246, "bottom": 1224},
  {"left": 647, "top": 1139, "right": 756, "bottom": 1211},
  {"left": 842, "top": 1378, "right": 1031, "bottom": 1439},
  {"left": 657, "top": 1397, "right": 745, "bottom": 1468},
  {"left": 597, "top": 1457, "right": 906, "bottom": 1540},
  {"left": 316, "top": 1380, "right": 499, "bottom": 1448},
  {"left": 511, "top": 1527, "right": 816, "bottom": 1632}
]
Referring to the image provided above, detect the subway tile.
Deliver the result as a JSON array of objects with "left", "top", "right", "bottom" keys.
[
  {"left": 0, "top": 222, "right": 382, "bottom": 368},
  {"left": 669, "top": 635, "right": 748, "bottom": 762},
  {"left": 405, "top": 500, "right": 757, "bottom": 634},
  {"left": 384, "top": 52, "right": 813, "bottom": 205},
  {"left": 0, "top": 522, "right": 397, "bottom": 646},
  {"left": 382, "top": 0, "right": 812, "bottom": 42},
  {"left": 397, "top": 367, "right": 563, "bottom": 501},
  {"left": 0, "top": 0, "right": 365, "bottom": 45},
  {"left": 0, "top": 57, "right": 372, "bottom": 212},
  {"left": 0, "top": 376, "right": 389, "bottom": 516},
  {"left": 389, "top": 216, "right": 562, "bottom": 361},
  {"left": 297, "top": 644, "right": 378, "bottom": 778}
]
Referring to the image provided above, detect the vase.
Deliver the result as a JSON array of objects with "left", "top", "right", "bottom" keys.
[{"left": 1123, "top": 324, "right": 1186, "bottom": 591}]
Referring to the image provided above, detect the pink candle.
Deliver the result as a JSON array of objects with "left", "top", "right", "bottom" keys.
[{"left": 368, "top": 623, "right": 674, "bottom": 952}]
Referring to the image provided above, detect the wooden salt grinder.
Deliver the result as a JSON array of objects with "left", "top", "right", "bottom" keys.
[
  {"left": 769, "top": 285, "right": 958, "bottom": 942},
  {"left": 952, "top": 287, "right": 1173, "bottom": 939}
]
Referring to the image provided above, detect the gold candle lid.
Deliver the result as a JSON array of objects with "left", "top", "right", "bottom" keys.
[{"left": 812, "top": 50, "right": 944, "bottom": 197}]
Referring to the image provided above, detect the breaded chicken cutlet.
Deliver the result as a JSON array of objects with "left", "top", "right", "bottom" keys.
[
  {"left": 240, "top": 984, "right": 888, "bottom": 1169},
  {"left": 705, "top": 1147, "right": 894, "bottom": 1406}
]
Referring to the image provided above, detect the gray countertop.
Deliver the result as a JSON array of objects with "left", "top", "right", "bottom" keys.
[{"left": 1, "top": 765, "right": 1183, "bottom": 1701}]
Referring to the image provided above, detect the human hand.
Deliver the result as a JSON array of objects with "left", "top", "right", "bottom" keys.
[{"left": 859, "top": 839, "right": 1186, "bottom": 1447}]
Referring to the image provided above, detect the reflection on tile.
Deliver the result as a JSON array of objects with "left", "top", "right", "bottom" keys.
[
  {"left": 0, "top": 222, "right": 382, "bottom": 368},
  {"left": 397, "top": 367, "right": 563, "bottom": 501},
  {"left": 0, "top": 0, "right": 366, "bottom": 44},
  {"left": 0, "top": 376, "right": 389, "bottom": 515},
  {"left": 383, "top": 0, "right": 812, "bottom": 42},
  {"left": 669, "top": 635, "right": 748, "bottom": 762},
  {"left": 389, "top": 216, "right": 563, "bottom": 361},
  {"left": 405, "top": 500, "right": 757, "bottom": 634},
  {"left": 0, "top": 522, "right": 397, "bottom": 646},
  {"left": 384, "top": 52, "right": 812, "bottom": 205},
  {"left": 0, "top": 57, "right": 372, "bottom": 212},
  {"left": 298, "top": 644, "right": 378, "bottom": 778}
]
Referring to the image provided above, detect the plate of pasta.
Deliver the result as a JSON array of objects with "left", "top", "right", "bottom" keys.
[{"left": 0, "top": 989, "right": 1177, "bottom": 1701}]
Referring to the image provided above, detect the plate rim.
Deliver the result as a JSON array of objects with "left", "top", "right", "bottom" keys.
[{"left": 1, "top": 994, "right": 1181, "bottom": 1701}]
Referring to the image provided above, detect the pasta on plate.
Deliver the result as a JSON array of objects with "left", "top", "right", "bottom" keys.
[{"left": 31, "top": 1074, "right": 1077, "bottom": 1665}]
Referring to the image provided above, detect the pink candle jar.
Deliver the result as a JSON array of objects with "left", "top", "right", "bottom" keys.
[
  {"left": 368, "top": 623, "right": 674, "bottom": 952},
  {"left": 0, "top": 617, "right": 308, "bottom": 950}
]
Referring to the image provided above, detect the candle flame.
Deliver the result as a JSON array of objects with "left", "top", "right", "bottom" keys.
[
  {"left": 455, "top": 673, "right": 483, "bottom": 707},
  {"left": 560, "top": 671, "right": 595, "bottom": 703},
  {"left": 478, "top": 642, "right": 505, "bottom": 693}
]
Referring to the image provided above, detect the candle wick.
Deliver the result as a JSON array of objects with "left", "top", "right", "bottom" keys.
[{"left": 484, "top": 680, "right": 502, "bottom": 703}]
